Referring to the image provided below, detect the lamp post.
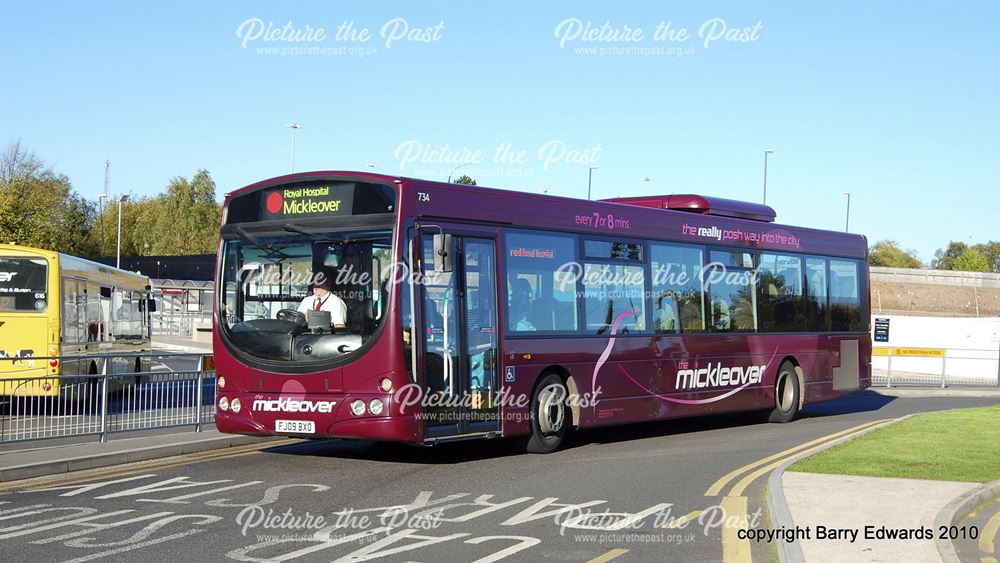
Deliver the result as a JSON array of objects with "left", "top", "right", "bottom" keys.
[
  {"left": 763, "top": 149, "right": 774, "bottom": 204},
  {"left": 285, "top": 123, "right": 302, "bottom": 172},
  {"left": 587, "top": 166, "right": 598, "bottom": 200},
  {"left": 642, "top": 176, "right": 651, "bottom": 190},
  {"left": 98, "top": 193, "right": 108, "bottom": 255},
  {"left": 842, "top": 192, "right": 851, "bottom": 232},
  {"left": 116, "top": 194, "right": 129, "bottom": 268}
]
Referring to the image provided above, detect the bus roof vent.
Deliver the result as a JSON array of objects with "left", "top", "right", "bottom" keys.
[{"left": 602, "top": 194, "right": 776, "bottom": 223}]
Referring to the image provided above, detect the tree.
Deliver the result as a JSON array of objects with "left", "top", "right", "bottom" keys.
[
  {"left": 453, "top": 175, "right": 477, "bottom": 186},
  {"left": 0, "top": 140, "right": 94, "bottom": 254},
  {"left": 151, "top": 170, "right": 221, "bottom": 255},
  {"left": 869, "top": 240, "right": 923, "bottom": 268},
  {"left": 972, "top": 241, "right": 1000, "bottom": 273},
  {"left": 953, "top": 248, "right": 990, "bottom": 272},
  {"left": 931, "top": 241, "right": 968, "bottom": 270}
]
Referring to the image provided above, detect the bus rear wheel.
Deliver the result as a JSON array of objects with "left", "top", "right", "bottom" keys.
[
  {"left": 517, "top": 373, "right": 569, "bottom": 454},
  {"left": 768, "top": 361, "right": 800, "bottom": 423}
]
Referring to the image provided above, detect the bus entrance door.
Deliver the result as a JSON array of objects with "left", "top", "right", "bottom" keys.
[{"left": 421, "top": 234, "right": 500, "bottom": 440}]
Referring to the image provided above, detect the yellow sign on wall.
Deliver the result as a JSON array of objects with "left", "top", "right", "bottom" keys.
[{"left": 871, "top": 347, "right": 945, "bottom": 357}]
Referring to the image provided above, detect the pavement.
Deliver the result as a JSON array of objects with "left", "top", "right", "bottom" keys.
[
  {"left": 0, "top": 428, "right": 281, "bottom": 482},
  {"left": 782, "top": 472, "right": 979, "bottom": 562},
  {"left": 151, "top": 334, "right": 212, "bottom": 353}
]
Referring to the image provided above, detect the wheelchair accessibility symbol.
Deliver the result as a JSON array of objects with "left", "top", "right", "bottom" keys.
[{"left": 504, "top": 366, "right": 515, "bottom": 383}]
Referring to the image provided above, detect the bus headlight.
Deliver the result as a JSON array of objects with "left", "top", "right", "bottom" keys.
[
  {"left": 218, "top": 376, "right": 226, "bottom": 389},
  {"left": 379, "top": 378, "right": 393, "bottom": 392},
  {"left": 368, "top": 398, "right": 384, "bottom": 415},
  {"left": 219, "top": 396, "right": 229, "bottom": 412},
  {"left": 350, "top": 400, "right": 366, "bottom": 416},
  {"left": 230, "top": 397, "right": 241, "bottom": 413}
]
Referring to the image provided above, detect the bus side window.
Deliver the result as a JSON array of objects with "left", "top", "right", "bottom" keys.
[{"left": 650, "top": 243, "right": 705, "bottom": 334}]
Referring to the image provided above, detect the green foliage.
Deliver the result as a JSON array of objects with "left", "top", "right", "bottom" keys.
[
  {"left": 974, "top": 241, "right": 1000, "bottom": 273},
  {"left": 2, "top": 140, "right": 221, "bottom": 261},
  {"left": 931, "top": 241, "right": 968, "bottom": 270},
  {"left": 150, "top": 170, "right": 221, "bottom": 255},
  {"left": 792, "top": 406, "right": 1000, "bottom": 483},
  {"left": 931, "top": 240, "right": 1000, "bottom": 272},
  {"left": 453, "top": 174, "right": 477, "bottom": 186},
  {"left": 953, "top": 247, "right": 990, "bottom": 272},
  {"left": 868, "top": 240, "right": 923, "bottom": 268},
  {"left": 0, "top": 140, "right": 96, "bottom": 255}
]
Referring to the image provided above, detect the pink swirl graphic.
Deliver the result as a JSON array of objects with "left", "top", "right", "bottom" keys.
[{"left": 591, "top": 311, "right": 638, "bottom": 409}]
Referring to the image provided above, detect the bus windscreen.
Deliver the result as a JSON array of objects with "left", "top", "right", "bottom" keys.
[
  {"left": 0, "top": 257, "right": 48, "bottom": 312},
  {"left": 218, "top": 231, "right": 393, "bottom": 365}
]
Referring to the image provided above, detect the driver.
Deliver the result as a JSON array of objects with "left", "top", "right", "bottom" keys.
[{"left": 297, "top": 277, "right": 348, "bottom": 329}]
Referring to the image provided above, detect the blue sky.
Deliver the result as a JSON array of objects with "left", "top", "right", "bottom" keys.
[{"left": 2, "top": 1, "right": 998, "bottom": 262}]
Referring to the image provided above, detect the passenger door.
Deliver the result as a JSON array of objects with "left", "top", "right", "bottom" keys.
[{"left": 420, "top": 232, "right": 500, "bottom": 439}]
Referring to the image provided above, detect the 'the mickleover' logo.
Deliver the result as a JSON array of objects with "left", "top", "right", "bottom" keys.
[{"left": 252, "top": 398, "right": 338, "bottom": 413}]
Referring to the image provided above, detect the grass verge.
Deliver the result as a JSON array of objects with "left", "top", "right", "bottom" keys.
[{"left": 791, "top": 405, "right": 1000, "bottom": 483}]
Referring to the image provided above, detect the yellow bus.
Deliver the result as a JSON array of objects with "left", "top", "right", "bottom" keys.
[{"left": 0, "top": 244, "right": 155, "bottom": 396}]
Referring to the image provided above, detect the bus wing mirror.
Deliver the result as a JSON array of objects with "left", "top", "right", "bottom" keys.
[
  {"left": 433, "top": 233, "right": 453, "bottom": 273},
  {"left": 147, "top": 298, "right": 157, "bottom": 313}
]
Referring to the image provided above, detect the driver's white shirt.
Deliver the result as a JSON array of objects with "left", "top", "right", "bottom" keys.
[{"left": 296, "top": 291, "right": 348, "bottom": 327}]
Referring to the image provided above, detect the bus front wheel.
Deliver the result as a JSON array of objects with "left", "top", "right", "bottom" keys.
[
  {"left": 768, "top": 361, "right": 800, "bottom": 423},
  {"left": 517, "top": 373, "right": 569, "bottom": 454}
]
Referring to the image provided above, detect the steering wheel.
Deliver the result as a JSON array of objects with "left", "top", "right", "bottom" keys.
[{"left": 276, "top": 309, "right": 307, "bottom": 328}]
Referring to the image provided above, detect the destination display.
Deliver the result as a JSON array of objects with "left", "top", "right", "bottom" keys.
[
  {"left": 225, "top": 181, "right": 395, "bottom": 224},
  {"left": 261, "top": 183, "right": 355, "bottom": 220}
]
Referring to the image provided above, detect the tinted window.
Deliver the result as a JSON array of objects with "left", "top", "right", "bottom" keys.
[
  {"left": 584, "top": 240, "right": 643, "bottom": 261},
  {"left": 650, "top": 243, "right": 705, "bottom": 333},
  {"left": 804, "top": 257, "right": 829, "bottom": 331},
  {"left": 711, "top": 250, "right": 753, "bottom": 269},
  {"left": 582, "top": 263, "right": 646, "bottom": 334},
  {"left": 758, "top": 253, "right": 804, "bottom": 331},
  {"left": 704, "top": 259, "right": 756, "bottom": 332},
  {"left": 830, "top": 259, "right": 863, "bottom": 331},
  {"left": 505, "top": 231, "right": 578, "bottom": 332}
]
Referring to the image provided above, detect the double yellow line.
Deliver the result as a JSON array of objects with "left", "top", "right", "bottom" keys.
[
  {"left": 0, "top": 439, "right": 297, "bottom": 496},
  {"left": 661, "top": 418, "right": 893, "bottom": 563},
  {"left": 705, "top": 418, "right": 891, "bottom": 498}
]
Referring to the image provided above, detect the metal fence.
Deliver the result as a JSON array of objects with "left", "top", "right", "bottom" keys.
[
  {"left": 151, "top": 311, "right": 212, "bottom": 337},
  {"left": 0, "top": 353, "right": 216, "bottom": 444},
  {"left": 871, "top": 347, "right": 1000, "bottom": 388}
]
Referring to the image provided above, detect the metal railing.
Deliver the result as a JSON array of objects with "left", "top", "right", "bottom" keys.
[
  {"left": 0, "top": 352, "right": 216, "bottom": 444},
  {"left": 151, "top": 311, "right": 212, "bottom": 337},
  {"left": 871, "top": 346, "right": 1000, "bottom": 388}
]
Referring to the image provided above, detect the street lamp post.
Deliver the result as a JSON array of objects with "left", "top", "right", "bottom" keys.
[
  {"left": 587, "top": 166, "right": 598, "bottom": 200},
  {"left": 98, "top": 193, "right": 108, "bottom": 255},
  {"left": 642, "top": 176, "right": 651, "bottom": 190},
  {"left": 763, "top": 149, "right": 775, "bottom": 204},
  {"left": 842, "top": 192, "right": 851, "bottom": 232},
  {"left": 116, "top": 194, "right": 129, "bottom": 268},
  {"left": 285, "top": 124, "right": 302, "bottom": 172}
]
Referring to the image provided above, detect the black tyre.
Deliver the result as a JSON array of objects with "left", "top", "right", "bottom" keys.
[
  {"left": 517, "top": 373, "right": 569, "bottom": 454},
  {"left": 768, "top": 361, "right": 801, "bottom": 423}
]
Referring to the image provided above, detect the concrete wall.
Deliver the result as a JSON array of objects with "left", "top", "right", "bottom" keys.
[
  {"left": 870, "top": 314, "right": 1000, "bottom": 383},
  {"left": 871, "top": 267, "right": 1000, "bottom": 289}
]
